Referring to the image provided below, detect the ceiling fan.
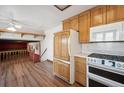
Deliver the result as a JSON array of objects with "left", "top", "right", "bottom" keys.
[
  {"left": 6, "top": 20, "right": 22, "bottom": 32},
  {"left": 0, "top": 13, "right": 25, "bottom": 32},
  {"left": 0, "top": 13, "right": 44, "bottom": 32}
]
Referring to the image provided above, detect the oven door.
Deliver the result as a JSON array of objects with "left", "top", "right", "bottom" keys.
[
  {"left": 87, "top": 64, "right": 124, "bottom": 87},
  {"left": 89, "top": 78, "right": 107, "bottom": 87}
]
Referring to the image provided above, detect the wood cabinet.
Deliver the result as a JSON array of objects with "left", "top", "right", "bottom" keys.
[
  {"left": 75, "top": 56, "right": 86, "bottom": 86},
  {"left": 79, "top": 11, "right": 90, "bottom": 43},
  {"left": 63, "top": 20, "right": 70, "bottom": 31},
  {"left": 53, "top": 59, "right": 70, "bottom": 81},
  {"left": 70, "top": 16, "right": 79, "bottom": 31},
  {"left": 90, "top": 6, "right": 107, "bottom": 27},
  {"left": 107, "top": 5, "right": 124, "bottom": 23},
  {"left": 54, "top": 33, "right": 61, "bottom": 58},
  {"left": 62, "top": 5, "right": 124, "bottom": 44},
  {"left": 61, "top": 32, "right": 70, "bottom": 61},
  {"left": 63, "top": 16, "right": 79, "bottom": 31},
  {"left": 54, "top": 32, "right": 70, "bottom": 61}
]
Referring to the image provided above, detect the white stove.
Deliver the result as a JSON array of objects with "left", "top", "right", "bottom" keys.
[{"left": 87, "top": 53, "right": 124, "bottom": 87}]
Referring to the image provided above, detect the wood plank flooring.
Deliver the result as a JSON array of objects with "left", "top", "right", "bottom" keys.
[{"left": 0, "top": 57, "right": 82, "bottom": 87}]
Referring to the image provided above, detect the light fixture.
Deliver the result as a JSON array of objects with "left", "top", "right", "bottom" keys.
[
  {"left": 54, "top": 5, "right": 71, "bottom": 11},
  {"left": 15, "top": 25, "right": 22, "bottom": 29},
  {"left": 7, "top": 23, "right": 22, "bottom": 32},
  {"left": 7, "top": 27, "right": 16, "bottom": 32}
]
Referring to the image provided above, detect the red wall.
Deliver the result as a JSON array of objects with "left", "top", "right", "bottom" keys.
[{"left": 0, "top": 42, "right": 27, "bottom": 51}]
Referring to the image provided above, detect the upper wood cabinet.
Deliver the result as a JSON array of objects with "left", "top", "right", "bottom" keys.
[
  {"left": 70, "top": 16, "right": 79, "bottom": 31},
  {"left": 79, "top": 11, "right": 90, "bottom": 43},
  {"left": 63, "top": 20, "right": 70, "bottom": 31},
  {"left": 63, "top": 15, "right": 79, "bottom": 31},
  {"left": 62, "top": 5, "right": 124, "bottom": 43},
  {"left": 90, "top": 6, "right": 107, "bottom": 27},
  {"left": 107, "top": 5, "right": 124, "bottom": 23}
]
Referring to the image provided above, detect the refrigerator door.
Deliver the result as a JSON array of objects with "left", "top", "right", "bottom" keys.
[
  {"left": 68, "top": 29, "right": 82, "bottom": 84},
  {"left": 69, "top": 30, "right": 82, "bottom": 57}
]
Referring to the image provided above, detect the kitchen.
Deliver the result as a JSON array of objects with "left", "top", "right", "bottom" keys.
[
  {"left": 52, "top": 5, "right": 124, "bottom": 87},
  {"left": 0, "top": 5, "right": 124, "bottom": 88}
]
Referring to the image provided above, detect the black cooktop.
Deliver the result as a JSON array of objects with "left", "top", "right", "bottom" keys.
[{"left": 88, "top": 53, "right": 124, "bottom": 62}]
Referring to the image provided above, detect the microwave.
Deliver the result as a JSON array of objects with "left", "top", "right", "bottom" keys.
[{"left": 90, "top": 21, "right": 124, "bottom": 42}]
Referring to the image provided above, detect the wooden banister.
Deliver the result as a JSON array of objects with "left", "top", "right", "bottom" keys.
[{"left": 0, "top": 49, "right": 29, "bottom": 62}]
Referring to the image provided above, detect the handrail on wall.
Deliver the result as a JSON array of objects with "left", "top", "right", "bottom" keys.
[{"left": 41, "top": 48, "right": 47, "bottom": 58}]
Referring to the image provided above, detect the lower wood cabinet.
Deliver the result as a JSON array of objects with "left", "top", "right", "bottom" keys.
[
  {"left": 75, "top": 56, "right": 86, "bottom": 86},
  {"left": 53, "top": 59, "right": 70, "bottom": 81},
  {"left": 75, "top": 71, "right": 86, "bottom": 86}
]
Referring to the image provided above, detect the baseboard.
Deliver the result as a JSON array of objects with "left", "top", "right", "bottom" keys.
[{"left": 47, "top": 59, "right": 53, "bottom": 63}]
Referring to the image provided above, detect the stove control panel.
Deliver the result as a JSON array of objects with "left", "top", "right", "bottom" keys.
[{"left": 87, "top": 57, "right": 124, "bottom": 70}]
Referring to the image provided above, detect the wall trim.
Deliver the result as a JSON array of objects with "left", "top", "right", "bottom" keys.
[{"left": 47, "top": 59, "right": 53, "bottom": 63}]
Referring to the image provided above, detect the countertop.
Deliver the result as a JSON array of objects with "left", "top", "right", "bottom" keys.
[{"left": 75, "top": 52, "right": 92, "bottom": 58}]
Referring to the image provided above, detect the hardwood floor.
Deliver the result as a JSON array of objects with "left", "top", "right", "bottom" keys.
[{"left": 0, "top": 57, "right": 82, "bottom": 87}]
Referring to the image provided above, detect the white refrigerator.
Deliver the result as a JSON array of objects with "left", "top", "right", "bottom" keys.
[{"left": 54, "top": 29, "right": 82, "bottom": 84}]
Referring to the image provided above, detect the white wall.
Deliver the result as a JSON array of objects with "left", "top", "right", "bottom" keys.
[{"left": 41, "top": 24, "right": 62, "bottom": 61}]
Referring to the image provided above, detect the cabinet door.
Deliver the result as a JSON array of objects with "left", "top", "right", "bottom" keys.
[
  {"left": 75, "top": 57, "right": 86, "bottom": 74},
  {"left": 70, "top": 16, "right": 79, "bottom": 31},
  {"left": 75, "top": 56, "right": 86, "bottom": 86},
  {"left": 79, "top": 11, "right": 90, "bottom": 43},
  {"left": 53, "top": 61, "right": 58, "bottom": 74},
  {"left": 107, "top": 5, "right": 124, "bottom": 23},
  {"left": 53, "top": 60, "right": 63, "bottom": 76},
  {"left": 75, "top": 71, "right": 86, "bottom": 86},
  {"left": 58, "top": 62, "right": 63, "bottom": 76},
  {"left": 61, "top": 32, "right": 70, "bottom": 61},
  {"left": 91, "top": 6, "right": 107, "bottom": 27},
  {"left": 54, "top": 33, "right": 61, "bottom": 58},
  {"left": 53, "top": 59, "right": 70, "bottom": 81},
  {"left": 63, "top": 63, "right": 70, "bottom": 81},
  {"left": 63, "top": 20, "right": 70, "bottom": 31}
]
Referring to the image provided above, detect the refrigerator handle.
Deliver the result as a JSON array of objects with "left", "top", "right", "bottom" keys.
[{"left": 68, "top": 36, "right": 71, "bottom": 56}]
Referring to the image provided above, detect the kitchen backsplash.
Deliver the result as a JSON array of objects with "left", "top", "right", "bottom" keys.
[{"left": 82, "top": 42, "right": 124, "bottom": 56}]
